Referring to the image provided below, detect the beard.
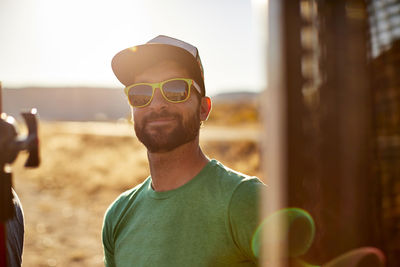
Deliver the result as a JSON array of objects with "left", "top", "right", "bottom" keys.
[{"left": 134, "top": 107, "right": 201, "bottom": 153}]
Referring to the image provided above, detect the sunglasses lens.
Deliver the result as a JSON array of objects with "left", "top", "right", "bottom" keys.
[
  {"left": 128, "top": 84, "right": 153, "bottom": 107},
  {"left": 162, "top": 80, "right": 189, "bottom": 102}
]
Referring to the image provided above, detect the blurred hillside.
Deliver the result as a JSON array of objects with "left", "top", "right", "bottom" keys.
[
  {"left": 3, "top": 87, "right": 130, "bottom": 121},
  {"left": 3, "top": 87, "right": 260, "bottom": 124}
]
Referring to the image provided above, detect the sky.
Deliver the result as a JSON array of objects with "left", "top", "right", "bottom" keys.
[{"left": 0, "top": 0, "right": 268, "bottom": 96}]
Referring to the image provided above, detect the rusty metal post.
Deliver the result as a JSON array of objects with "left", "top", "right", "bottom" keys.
[
  {"left": 263, "top": 0, "right": 382, "bottom": 265},
  {"left": 292, "top": 0, "right": 380, "bottom": 263}
]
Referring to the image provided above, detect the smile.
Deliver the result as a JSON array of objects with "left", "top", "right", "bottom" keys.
[{"left": 146, "top": 117, "right": 176, "bottom": 127}]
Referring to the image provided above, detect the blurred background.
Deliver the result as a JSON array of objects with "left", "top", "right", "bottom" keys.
[
  {"left": 1, "top": 0, "right": 400, "bottom": 266},
  {"left": 263, "top": 0, "right": 400, "bottom": 266}
]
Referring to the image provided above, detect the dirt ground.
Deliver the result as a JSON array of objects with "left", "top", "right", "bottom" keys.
[{"left": 11, "top": 121, "right": 262, "bottom": 267}]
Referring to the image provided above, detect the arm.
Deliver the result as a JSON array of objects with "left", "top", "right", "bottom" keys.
[
  {"left": 228, "top": 178, "right": 266, "bottom": 262},
  {"left": 102, "top": 211, "right": 116, "bottom": 267}
]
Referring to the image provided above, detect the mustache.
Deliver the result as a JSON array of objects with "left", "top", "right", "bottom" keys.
[{"left": 142, "top": 111, "right": 181, "bottom": 124}]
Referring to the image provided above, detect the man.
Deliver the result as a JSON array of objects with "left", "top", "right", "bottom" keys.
[
  {"left": 102, "top": 35, "right": 266, "bottom": 267},
  {"left": 7, "top": 190, "right": 24, "bottom": 267},
  {"left": 5, "top": 189, "right": 24, "bottom": 267}
]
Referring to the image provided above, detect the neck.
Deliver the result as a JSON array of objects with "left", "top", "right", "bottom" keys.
[{"left": 147, "top": 138, "right": 209, "bottom": 192}]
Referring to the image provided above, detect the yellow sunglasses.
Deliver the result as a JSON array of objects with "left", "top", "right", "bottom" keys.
[{"left": 124, "top": 78, "right": 202, "bottom": 108}]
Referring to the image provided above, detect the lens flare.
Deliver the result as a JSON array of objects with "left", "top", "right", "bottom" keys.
[
  {"left": 251, "top": 208, "right": 315, "bottom": 259},
  {"left": 129, "top": 47, "right": 138, "bottom": 53},
  {"left": 323, "top": 247, "right": 385, "bottom": 267},
  {"left": 291, "top": 259, "right": 320, "bottom": 267}
]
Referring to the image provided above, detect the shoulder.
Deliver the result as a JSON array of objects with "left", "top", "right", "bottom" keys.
[
  {"left": 104, "top": 178, "right": 149, "bottom": 222},
  {"left": 208, "top": 159, "right": 265, "bottom": 193},
  {"left": 230, "top": 177, "right": 266, "bottom": 211},
  {"left": 209, "top": 162, "right": 266, "bottom": 261},
  {"left": 204, "top": 160, "right": 266, "bottom": 208}
]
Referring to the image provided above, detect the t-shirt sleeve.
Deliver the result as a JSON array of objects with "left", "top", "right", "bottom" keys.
[
  {"left": 101, "top": 184, "right": 144, "bottom": 267},
  {"left": 228, "top": 178, "right": 266, "bottom": 262},
  {"left": 102, "top": 206, "right": 116, "bottom": 267}
]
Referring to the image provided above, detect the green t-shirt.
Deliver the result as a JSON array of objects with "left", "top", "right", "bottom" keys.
[{"left": 102, "top": 159, "right": 265, "bottom": 267}]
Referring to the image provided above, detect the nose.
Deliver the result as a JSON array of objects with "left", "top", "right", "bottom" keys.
[{"left": 148, "top": 87, "right": 168, "bottom": 109}]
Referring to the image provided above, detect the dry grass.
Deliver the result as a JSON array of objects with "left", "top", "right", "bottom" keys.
[
  {"left": 11, "top": 103, "right": 261, "bottom": 267},
  {"left": 207, "top": 101, "right": 259, "bottom": 126}
]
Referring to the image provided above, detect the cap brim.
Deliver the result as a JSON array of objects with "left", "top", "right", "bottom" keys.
[{"left": 111, "top": 43, "right": 204, "bottom": 94}]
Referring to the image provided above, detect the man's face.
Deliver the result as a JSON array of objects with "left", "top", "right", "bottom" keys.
[{"left": 131, "top": 61, "right": 202, "bottom": 153}]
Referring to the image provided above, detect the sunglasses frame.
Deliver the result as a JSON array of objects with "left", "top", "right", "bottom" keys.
[{"left": 124, "top": 78, "right": 202, "bottom": 108}]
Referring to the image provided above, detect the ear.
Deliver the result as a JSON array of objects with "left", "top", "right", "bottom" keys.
[
  {"left": 130, "top": 106, "right": 135, "bottom": 122},
  {"left": 200, "top": 96, "right": 212, "bottom": 121},
  {"left": 130, "top": 106, "right": 140, "bottom": 125}
]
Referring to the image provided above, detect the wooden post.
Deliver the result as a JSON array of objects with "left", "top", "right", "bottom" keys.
[
  {"left": 0, "top": 81, "right": 3, "bottom": 113},
  {"left": 262, "top": 0, "right": 288, "bottom": 265}
]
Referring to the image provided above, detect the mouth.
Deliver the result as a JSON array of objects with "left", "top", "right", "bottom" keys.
[{"left": 145, "top": 117, "right": 177, "bottom": 127}]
